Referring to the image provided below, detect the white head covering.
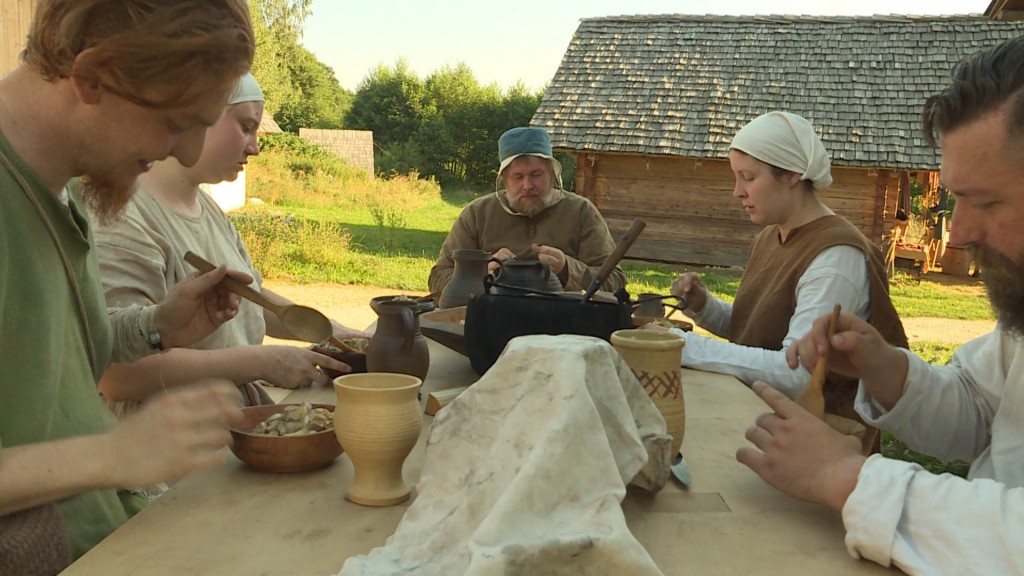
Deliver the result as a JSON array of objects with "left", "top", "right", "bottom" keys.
[
  {"left": 729, "top": 111, "right": 833, "bottom": 190},
  {"left": 228, "top": 72, "right": 264, "bottom": 105}
]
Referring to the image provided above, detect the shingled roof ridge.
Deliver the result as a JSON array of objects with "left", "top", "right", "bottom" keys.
[{"left": 580, "top": 13, "right": 990, "bottom": 24}]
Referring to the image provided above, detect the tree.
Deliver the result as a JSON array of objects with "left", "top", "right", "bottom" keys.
[
  {"left": 275, "top": 46, "right": 353, "bottom": 132},
  {"left": 249, "top": 0, "right": 351, "bottom": 131},
  {"left": 248, "top": 1, "right": 295, "bottom": 116},
  {"left": 345, "top": 59, "right": 428, "bottom": 148},
  {"left": 345, "top": 58, "right": 546, "bottom": 187},
  {"left": 248, "top": 0, "right": 314, "bottom": 117}
]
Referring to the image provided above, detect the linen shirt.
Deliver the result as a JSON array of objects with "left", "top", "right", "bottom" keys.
[
  {"left": 844, "top": 330, "right": 1024, "bottom": 574},
  {"left": 92, "top": 186, "right": 265, "bottom": 350},
  {"left": 669, "top": 245, "right": 870, "bottom": 398}
]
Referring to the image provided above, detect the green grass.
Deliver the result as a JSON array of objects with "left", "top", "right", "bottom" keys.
[
  {"left": 882, "top": 435, "right": 970, "bottom": 478},
  {"left": 888, "top": 270, "right": 993, "bottom": 320}
]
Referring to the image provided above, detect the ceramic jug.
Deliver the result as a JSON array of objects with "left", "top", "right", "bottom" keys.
[
  {"left": 492, "top": 259, "right": 563, "bottom": 294},
  {"left": 611, "top": 329, "right": 686, "bottom": 456},
  {"left": 366, "top": 298, "right": 430, "bottom": 380},
  {"left": 334, "top": 373, "right": 423, "bottom": 506},
  {"left": 438, "top": 249, "right": 499, "bottom": 309}
]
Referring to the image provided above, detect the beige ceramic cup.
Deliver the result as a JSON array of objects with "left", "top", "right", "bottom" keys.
[
  {"left": 333, "top": 373, "right": 423, "bottom": 506},
  {"left": 611, "top": 329, "right": 686, "bottom": 456}
]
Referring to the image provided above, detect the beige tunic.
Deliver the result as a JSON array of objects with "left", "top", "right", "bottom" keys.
[
  {"left": 92, "top": 186, "right": 266, "bottom": 350},
  {"left": 427, "top": 189, "right": 627, "bottom": 298}
]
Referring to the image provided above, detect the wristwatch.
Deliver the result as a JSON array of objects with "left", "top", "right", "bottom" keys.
[{"left": 147, "top": 325, "right": 165, "bottom": 351}]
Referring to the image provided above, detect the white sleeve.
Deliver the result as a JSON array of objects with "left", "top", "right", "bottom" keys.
[
  {"left": 857, "top": 335, "right": 1003, "bottom": 464},
  {"left": 844, "top": 455, "right": 1024, "bottom": 575},
  {"left": 685, "top": 295, "right": 733, "bottom": 338},
  {"left": 675, "top": 245, "right": 869, "bottom": 399}
]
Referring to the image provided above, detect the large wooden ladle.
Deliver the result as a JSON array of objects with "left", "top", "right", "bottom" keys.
[{"left": 184, "top": 251, "right": 333, "bottom": 344}]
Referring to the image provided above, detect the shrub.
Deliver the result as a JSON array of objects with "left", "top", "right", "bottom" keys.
[
  {"left": 230, "top": 210, "right": 353, "bottom": 281},
  {"left": 257, "top": 132, "right": 361, "bottom": 180},
  {"left": 248, "top": 134, "right": 443, "bottom": 211}
]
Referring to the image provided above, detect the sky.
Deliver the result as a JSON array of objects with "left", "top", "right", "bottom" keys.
[{"left": 301, "top": 0, "right": 994, "bottom": 93}]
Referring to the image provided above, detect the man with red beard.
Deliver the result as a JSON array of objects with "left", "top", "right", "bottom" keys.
[
  {"left": 428, "top": 127, "right": 626, "bottom": 300},
  {"left": 0, "top": 1, "right": 255, "bottom": 572},
  {"left": 736, "top": 36, "right": 1024, "bottom": 575}
]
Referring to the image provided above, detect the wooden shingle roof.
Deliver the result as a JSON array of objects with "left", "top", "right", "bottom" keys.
[{"left": 534, "top": 14, "right": 1024, "bottom": 170}]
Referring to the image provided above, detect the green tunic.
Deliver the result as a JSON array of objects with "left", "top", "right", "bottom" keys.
[{"left": 0, "top": 130, "right": 133, "bottom": 559}]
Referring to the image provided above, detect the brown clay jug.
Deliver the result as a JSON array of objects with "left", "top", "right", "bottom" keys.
[
  {"left": 492, "top": 259, "right": 563, "bottom": 294},
  {"left": 438, "top": 249, "right": 499, "bottom": 309},
  {"left": 367, "top": 298, "right": 430, "bottom": 380}
]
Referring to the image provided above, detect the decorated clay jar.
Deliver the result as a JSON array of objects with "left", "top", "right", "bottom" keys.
[{"left": 610, "top": 329, "right": 686, "bottom": 456}]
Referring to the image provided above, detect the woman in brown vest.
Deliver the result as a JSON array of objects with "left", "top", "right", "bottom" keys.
[{"left": 662, "top": 111, "right": 907, "bottom": 453}]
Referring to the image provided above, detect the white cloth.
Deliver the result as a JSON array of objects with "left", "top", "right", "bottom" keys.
[
  {"left": 671, "top": 245, "right": 869, "bottom": 398},
  {"left": 337, "top": 334, "right": 671, "bottom": 576},
  {"left": 729, "top": 111, "right": 833, "bottom": 189},
  {"left": 842, "top": 329, "right": 1024, "bottom": 574},
  {"left": 229, "top": 72, "right": 264, "bottom": 104}
]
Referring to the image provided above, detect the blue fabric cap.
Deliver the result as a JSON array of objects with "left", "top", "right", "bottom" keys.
[{"left": 498, "top": 127, "right": 553, "bottom": 163}]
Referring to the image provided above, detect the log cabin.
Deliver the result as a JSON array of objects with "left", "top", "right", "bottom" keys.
[{"left": 533, "top": 14, "right": 1024, "bottom": 268}]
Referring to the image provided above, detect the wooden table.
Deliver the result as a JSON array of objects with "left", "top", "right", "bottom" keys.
[{"left": 62, "top": 340, "right": 897, "bottom": 575}]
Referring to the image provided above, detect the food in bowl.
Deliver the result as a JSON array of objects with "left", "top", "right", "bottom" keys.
[
  {"left": 230, "top": 403, "right": 343, "bottom": 473},
  {"left": 252, "top": 402, "right": 333, "bottom": 436},
  {"left": 312, "top": 343, "right": 368, "bottom": 379},
  {"left": 338, "top": 337, "right": 370, "bottom": 353}
]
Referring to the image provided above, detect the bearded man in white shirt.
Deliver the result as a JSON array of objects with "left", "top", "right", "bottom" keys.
[{"left": 737, "top": 35, "right": 1024, "bottom": 576}]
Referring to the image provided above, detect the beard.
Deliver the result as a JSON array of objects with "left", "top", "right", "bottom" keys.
[
  {"left": 974, "top": 245, "right": 1024, "bottom": 336},
  {"left": 509, "top": 190, "right": 559, "bottom": 217},
  {"left": 79, "top": 170, "right": 140, "bottom": 225}
]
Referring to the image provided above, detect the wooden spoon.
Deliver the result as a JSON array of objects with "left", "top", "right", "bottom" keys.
[
  {"left": 797, "top": 303, "right": 842, "bottom": 420},
  {"left": 184, "top": 251, "right": 333, "bottom": 344}
]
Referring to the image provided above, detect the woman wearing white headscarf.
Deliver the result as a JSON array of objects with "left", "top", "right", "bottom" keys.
[
  {"left": 91, "top": 73, "right": 364, "bottom": 418},
  {"left": 662, "top": 112, "right": 907, "bottom": 454}
]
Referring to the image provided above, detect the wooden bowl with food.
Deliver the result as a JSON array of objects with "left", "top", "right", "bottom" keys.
[
  {"left": 229, "top": 403, "right": 342, "bottom": 473},
  {"left": 312, "top": 337, "right": 370, "bottom": 379}
]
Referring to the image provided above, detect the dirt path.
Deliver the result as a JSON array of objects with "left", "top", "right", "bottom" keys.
[
  {"left": 262, "top": 282, "right": 425, "bottom": 346},
  {"left": 263, "top": 280, "right": 996, "bottom": 346}
]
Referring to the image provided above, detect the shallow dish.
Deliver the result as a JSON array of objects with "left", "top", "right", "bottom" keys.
[
  {"left": 312, "top": 344, "right": 368, "bottom": 379},
  {"left": 632, "top": 315, "right": 694, "bottom": 332},
  {"left": 229, "top": 403, "right": 342, "bottom": 473}
]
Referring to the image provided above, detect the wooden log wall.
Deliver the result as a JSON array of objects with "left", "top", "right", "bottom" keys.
[
  {"left": 1, "top": 0, "right": 36, "bottom": 75},
  {"left": 575, "top": 152, "right": 902, "bottom": 268}
]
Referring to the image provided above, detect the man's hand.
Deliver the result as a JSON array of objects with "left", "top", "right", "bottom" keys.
[
  {"left": 736, "top": 381, "right": 866, "bottom": 511},
  {"left": 785, "top": 311, "right": 909, "bottom": 410},
  {"left": 106, "top": 380, "right": 243, "bottom": 488},
  {"left": 488, "top": 247, "right": 516, "bottom": 274},
  {"left": 531, "top": 243, "right": 567, "bottom": 277},
  {"left": 155, "top": 267, "right": 252, "bottom": 349}
]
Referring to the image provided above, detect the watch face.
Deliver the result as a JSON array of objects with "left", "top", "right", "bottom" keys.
[{"left": 148, "top": 329, "right": 163, "bottom": 350}]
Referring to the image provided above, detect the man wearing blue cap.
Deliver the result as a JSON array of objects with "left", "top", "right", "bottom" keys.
[{"left": 428, "top": 127, "right": 626, "bottom": 298}]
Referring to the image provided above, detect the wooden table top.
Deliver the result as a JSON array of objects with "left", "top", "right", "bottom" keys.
[{"left": 62, "top": 339, "right": 897, "bottom": 575}]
